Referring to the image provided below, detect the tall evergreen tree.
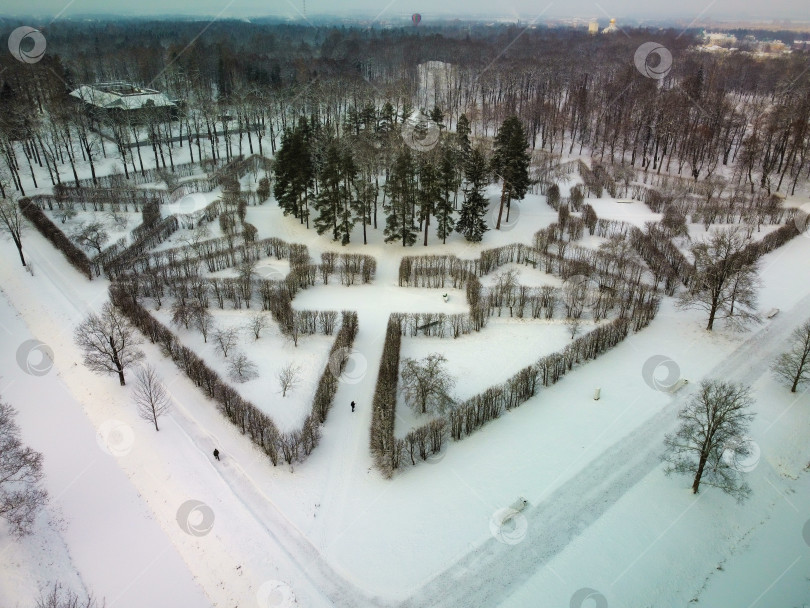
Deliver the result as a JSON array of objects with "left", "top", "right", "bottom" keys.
[
  {"left": 456, "top": 146, "right": 490, "bottom": 242},
  {"left": 418, "top": 155, "right": 442, "bottom": 246},
  {"left": 430, "top": 105, "right": 445, "bottom": 129},
  {"left": 456, "top": 113, "right": 472, "bottom": 160},
  {"left": 436, "top": 145, "right": 457, "bottom": 244},
  {"left": 352, "top": 172, "right": 376, "bottom": 245},
  {"left": 273, "top": 118, "right": 314, "bottom": 228},
  {"left": 273, "top": 127, "right": 299, "bottom": 217},
  {"left": 337, "top": 147, "right": 357, "bottom": 245},
  {"left": 313, "top": 143, "right": 342, "bottom": 240},
  {"left": 384, "top": 149, "right": 418, "bottom": 247},
  {"left": 491, "top": 116, "right": 531, "bottom": 230}
]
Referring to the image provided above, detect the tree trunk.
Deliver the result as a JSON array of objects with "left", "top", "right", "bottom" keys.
[
  {"left": 496, "top": 182, "right": 507, "bottom": 230},
  {"left": 692, "top": 452, "right": 708, "bottom": 493},
  {"left": 13, "top": 235, "right": 25, "bottom": 266},
  {"left": 423, "top": 209, "right": 430, "bottom": 246}
]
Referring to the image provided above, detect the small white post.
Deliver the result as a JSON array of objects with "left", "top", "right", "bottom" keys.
[
  {"left": 593, "top": 387, "right": 601, "bottom": 400},
  {"left": 442, "top": 293, "right": 449, "bottom": 303}
]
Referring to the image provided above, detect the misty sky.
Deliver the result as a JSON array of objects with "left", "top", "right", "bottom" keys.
[{"left": 0, "top": 0, "right": 807, "bottom": 20}]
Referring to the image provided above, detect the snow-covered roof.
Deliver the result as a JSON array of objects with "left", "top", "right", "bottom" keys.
[{"left": 69, "top": 82, "right": 176, "bottom": 110}]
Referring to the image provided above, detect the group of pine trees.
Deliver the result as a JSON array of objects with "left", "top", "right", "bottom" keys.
[{"left": 272, "top": 111, "right": 531, "bottom": 246}]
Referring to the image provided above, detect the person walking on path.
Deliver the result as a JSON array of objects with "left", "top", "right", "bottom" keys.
[
  {"left": 351, "top": 401, "right": 356, "bottom": 412},
  {"left": 213, "top": 448, "right": 220, "bottom": 461}
]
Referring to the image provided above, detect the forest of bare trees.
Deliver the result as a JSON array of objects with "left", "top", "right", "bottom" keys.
[{"left": 1, "top": 22, "right": 808, "bottom": 224}]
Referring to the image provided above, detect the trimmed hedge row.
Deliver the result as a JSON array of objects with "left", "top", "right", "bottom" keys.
[
  {"left": 18, "top": 198, "right": 92, "bottom": 279},
  {"left": 110, "top": 283, "right": 358, "bottom": 467},
  {"left": 369, "top": 316, "right": 403, "bottom": 476},
  {"left": 389, "top": 312, "right": 648, "bottom": 473}
]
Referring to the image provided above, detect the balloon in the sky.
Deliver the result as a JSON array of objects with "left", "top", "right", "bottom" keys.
[{"left": 412, "top": 13, "right": 421, "bottom": 26}]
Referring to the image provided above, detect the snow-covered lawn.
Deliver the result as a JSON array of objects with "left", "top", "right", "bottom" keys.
[
  {"left": 43, "top": 208, "right": 140, "bottom": 253},
  {"left": 152, "top": 305, "right": 334, "bottom": 432}
]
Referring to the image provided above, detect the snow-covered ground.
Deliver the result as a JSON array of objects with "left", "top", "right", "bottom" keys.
[{"left": 2, "top": 135, "right": 809, "bottom": 608}]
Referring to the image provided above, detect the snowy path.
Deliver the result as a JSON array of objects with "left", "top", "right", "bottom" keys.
[
  {"left": 401, "top": 289, "right": 810, "bottom": 608},
  {"left": 293, "top": 253, "right": 468, "bottom": 557}
]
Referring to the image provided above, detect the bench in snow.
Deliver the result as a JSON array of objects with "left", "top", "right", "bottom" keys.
[
  {"left": 615, "top": 199, "right": 635, "bottom": 203},
  {"left": 416, "top": 320, "right": 441, "bottom": 332},
  {"left": 497, "top": 497, "right": 529, "bottom": 525},
  {"left": 765, "top": 308, "right": 780, "bottom": 319},
  {"left": 666, "top": 378, "right": 689, "bottom": 394}
]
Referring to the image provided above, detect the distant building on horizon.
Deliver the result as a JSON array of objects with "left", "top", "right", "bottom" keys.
[
  {"left": 588, "top": 20, "right": 599, "bottom": 35},
  {"left": 602, "top": 18, "right": 619, "bottom": 34}
]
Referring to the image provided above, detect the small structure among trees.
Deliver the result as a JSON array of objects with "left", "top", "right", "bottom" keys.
[{"left": 69, "top": 81, "right": 178, "bottom": 121}]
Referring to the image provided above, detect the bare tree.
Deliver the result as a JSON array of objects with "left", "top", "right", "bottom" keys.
[
  {"left": 0, "top": 399, "right": 48, "bottom": 537},
  {"left": 772, "top": 319, "right": 810, "bottom": 393},
  {"left": 566, "top": 317, "right": 583, "bottom": 339},
  {"left": 132, "top": 365, "right": 171, "bottom": 431},
  {"left": 400, "top": 353, "right": 456, "bottom": 415},
  {"left": 677, "top": 227, "right": 760, "bottom": 331},
  {"left": 662, "top": 380, "right": 755, "bottom": 501},
  {"left": 237, "top": 259, "right": 257, "bottom": 282},
  {"left": 277, "top": 362, "right": 302, "bottom": 397},
  {"left": 72, "top": 221, "right": 109, "bottom": 256},
  {"left": 74, "top": 302, "right": 144, "bottom": 386},
  {"left": 0, "top": 195, "right": 26, "bottom": 266},
  {"left": 248, "top": 311, "right": 269, "bottom": 340},
  {"left": 191, "top": 305, "right": 214, "bottom": 343},
  {"left": 228, "top": 352, "right": 258, "bottom": 383},
  {"left": 105, "top": 209, "right": 129, "bottom": 230},
  {"left": 213, "top": 327, "right": 240, "bottom": 358},
  {"left": 170, "top": 298, "right": 193, "bottom": 330},
  {"left": 36, "top": 582, "right": 104, "bottom": 608},
  {"left": 57, "top": 204, "right": 78, "bottom": 225}
]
